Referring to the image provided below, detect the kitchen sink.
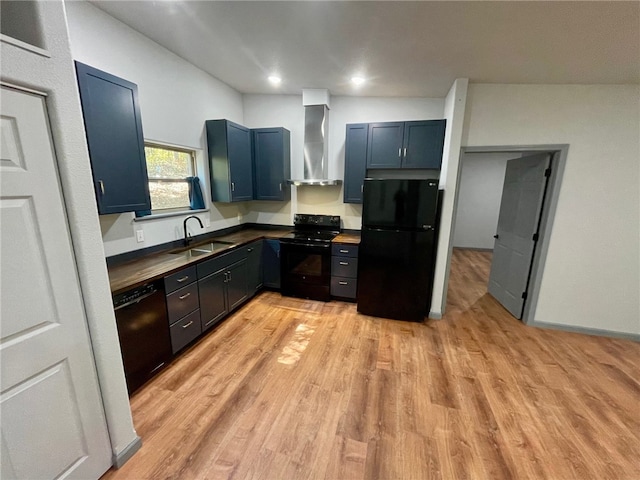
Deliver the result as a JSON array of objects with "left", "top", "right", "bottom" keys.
[{"left": 170, "top": 241, "right": 234, "bottom": 258}]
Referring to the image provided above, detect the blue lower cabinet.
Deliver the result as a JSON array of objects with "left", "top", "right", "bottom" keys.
[
  {"left": 169, "top": 309, "right": 202, "bottom": 354},
  {"left": 331, "top": 244, "right": 359, "bottom": 301},
  {"left": 262, "top": 239, "right": 281, "bottom": 289},
  {"left": 198, "top": 269, "right": 228, "bottom": 332}
]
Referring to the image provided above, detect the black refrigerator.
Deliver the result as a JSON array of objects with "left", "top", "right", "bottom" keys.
[{"left": 357, "top": 179, "right": 440, "bottom": 321}]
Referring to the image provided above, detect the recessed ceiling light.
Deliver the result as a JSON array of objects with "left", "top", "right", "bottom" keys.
[
  {"left": 351, "top": 76, "right": 366, "bottom": 86},
  {"left": 268, "top": 75, "right": 282, "bottom": 85}
]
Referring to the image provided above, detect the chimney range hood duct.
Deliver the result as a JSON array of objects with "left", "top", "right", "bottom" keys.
[{"left": 287, "top": 103, "right": 341, "bottom": 186}]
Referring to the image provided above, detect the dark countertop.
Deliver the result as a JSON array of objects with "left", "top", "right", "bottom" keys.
[{"left": 108, "top": 228, "right": 291, "bottom": 294}]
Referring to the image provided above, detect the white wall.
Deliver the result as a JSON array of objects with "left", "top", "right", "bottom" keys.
[
  {"left": 243, "top": 94, "right": 445, "bottom": 229},
  {"left": 463, "top": 84, "right": 640, "bottom": 335},
  {"left": 66, "top": 1, "right": 248, "bottom": 257},
  {"left": 430, "top": 78, "right": 469, "bottom": 318},
  {"left": 453, "top": 152, "right": 521, "bottom": 249}
]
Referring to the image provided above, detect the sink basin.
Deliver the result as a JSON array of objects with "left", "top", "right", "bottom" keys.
[{"left": 170, "top": 241, "right": 234, "bottom": 258}]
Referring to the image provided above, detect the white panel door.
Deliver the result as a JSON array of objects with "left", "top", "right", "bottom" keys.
[
  {"left": 488, "top": 153, "right": 550, "bottom": 319},
  {"left": 0, "top": 86, "right": 112, "bottom": 479}
]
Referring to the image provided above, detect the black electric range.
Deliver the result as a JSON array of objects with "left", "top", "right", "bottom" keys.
[{"left": 280, "top": 214, "right": 340, "bottom": 301}]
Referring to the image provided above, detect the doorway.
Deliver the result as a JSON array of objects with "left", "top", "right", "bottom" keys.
[{"left": 444, "top": 145, "right": 568, "bottom": 324}]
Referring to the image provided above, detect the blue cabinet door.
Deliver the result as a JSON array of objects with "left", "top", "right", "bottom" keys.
[
  {"left": 227, "top": 122, "right": 253, "bottom": 202},
  {"left": 198, "top": 269, "right": 228, "bottom": 332},
  {"left": 366, "top": 122, "right": 403, "bottom": 169},
  {"left": 402, "top": 120, "right": 446, "bottom": 169},
  {"left": 207, "top": 119, "right": 253, "bottom": 202},
  {"left": 252, "top": 128, "right": 291, "bottom": 201},
  {"left": 75, "top": 62, "right": 151, "bottom": 214},
  {"left": 262, "top": 239, "right": 281, "bottom": 289},
  {"left": 245, "top": 240, "right": 264, "bottom": 296},
  {"left": 344, "top": 124, "right": 368, "bottom": 204}
]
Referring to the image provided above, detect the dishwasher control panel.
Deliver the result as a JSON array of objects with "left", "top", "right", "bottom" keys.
[{"left": 113, "top": 283, "right": 157, "bottom": 309}]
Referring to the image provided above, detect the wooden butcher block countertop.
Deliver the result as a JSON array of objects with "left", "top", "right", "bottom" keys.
[
  {"left": 332, "top": 232, "right": 361, "bottom": 244},
  {"left": 108, "top": 228, "right": 291, "bottom": 294}
]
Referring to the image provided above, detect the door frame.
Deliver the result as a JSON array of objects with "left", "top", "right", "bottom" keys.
[{"left": 446, "top": 144, "right": 569, "bottom": 324}]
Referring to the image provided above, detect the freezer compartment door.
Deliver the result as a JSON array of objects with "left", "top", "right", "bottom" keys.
[
  {"left": 362, "top": 178, "right": 439, "bottom": 229},
  {"left": 357, "top": 228, "right": 435, "bottom": 321}
]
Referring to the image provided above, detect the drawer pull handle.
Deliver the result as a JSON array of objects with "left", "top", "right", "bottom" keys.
[
  {"left": 182, "top": 321, "right": 194, "bottom": 329},
  {"left": 176, "top": 276, "right": 189, "bottom": 283},
  {"left": 339, "top": 249, "right": 349, "bottom": 253},
  {"left": 339, "top": 261, "right": 349, "bottom": 266},
  {"left": 339, "top": 281, "right": 348, "bottom": 285},
  {"left": 179, "top": 292, "right": 191, "bottom": 300}
]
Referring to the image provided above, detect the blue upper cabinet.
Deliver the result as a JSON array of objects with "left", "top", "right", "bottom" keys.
[
  {"left": 366, "top": 122, "right": 404, "bottom": 168},
  {"left": 207, "top": 119, "right": 253, "bottom": 202},
  {"left": 251, "top": 127, "right": 291, "bottom": 201},
  {"left": 402, "top": 120, "right": 446, "bottom": 169},
  {"left": 343, "top": 124, "right": 368, "bottom": 204},
  {"left": 366, "top": 119, "right": 446, "bottom": 170},
  {"left": 75, "top": 62, "right": 151, "bottom": 214}
]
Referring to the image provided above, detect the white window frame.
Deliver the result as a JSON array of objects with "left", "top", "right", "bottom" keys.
[{"left": 134, "top": 141, "right": 209, "bottom": 221}]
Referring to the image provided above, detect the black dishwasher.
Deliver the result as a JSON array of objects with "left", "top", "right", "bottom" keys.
[{"left": 113, "top": 281, "right": 172, "bottom": 394}]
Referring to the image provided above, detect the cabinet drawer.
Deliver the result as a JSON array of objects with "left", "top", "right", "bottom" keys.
[
  {"left": 331, "top": 256, "right": 358, "bottom": 278},
  {"left": 164, "top": 265, "right": 197, "bottom": 294},
  {"left": 332, "top": 244, "right": 359, "bottom": 258},
  {"left": 331, "top": 277, "right": 357, "bottom": 299},
  {"left": 169, "top": 309, "right": 201, "bottom": 354},
  {"left": 197, "top": 247, "right": 247, "bottom": 279},
  {"left": 166, "top": 282, "right": 199, "bottom": 324}
]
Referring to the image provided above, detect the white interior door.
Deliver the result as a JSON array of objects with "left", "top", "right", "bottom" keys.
[
  {"left": 488, "top": 153, "right": 550, "bottom": 318},
  {"left": 1, "top": 86, "right": 112, "bottom": 479}
]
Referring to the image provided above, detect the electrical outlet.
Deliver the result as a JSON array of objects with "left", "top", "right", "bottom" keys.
[
  {"left": 136, "top": 229, "right": 144, "bottom": 243},
  {"left": 205, "top": 218, "right": 210, "bottom": 228}
]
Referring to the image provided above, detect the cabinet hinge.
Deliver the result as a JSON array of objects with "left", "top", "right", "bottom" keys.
[
  {"left": 544, "top": 168, "right": 552, "bottom": 177},
  {"left": 532, "top": 233, "right": 539, "bottom": 242},
  {"left": 522, "top": 291, "right": 528, "bottom": 300}
]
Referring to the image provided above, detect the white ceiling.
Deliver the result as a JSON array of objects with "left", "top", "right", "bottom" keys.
[{"left": 91, "top": 1, "right": 639, "bottom": 98}]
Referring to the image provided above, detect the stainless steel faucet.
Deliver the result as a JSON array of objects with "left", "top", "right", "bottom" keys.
[{"left": 183, "top": 215, "right": 204, "bottom": 247}]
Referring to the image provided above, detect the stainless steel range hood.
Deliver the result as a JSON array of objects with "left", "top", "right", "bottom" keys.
[{"left": 287, "top": 101, "right": 341, "bottom": 186}]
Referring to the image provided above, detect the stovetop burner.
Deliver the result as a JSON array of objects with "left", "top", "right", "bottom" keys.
[
  {"left": 280, "top": 231, "right": 338, "bottom": 243},
  {"left": 280, "top": 214, "right": 341, "bottom": 245}
]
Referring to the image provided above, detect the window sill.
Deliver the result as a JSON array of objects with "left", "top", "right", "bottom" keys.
[{"left": 133, "top": 208, "right": 209, "bottom": 222}]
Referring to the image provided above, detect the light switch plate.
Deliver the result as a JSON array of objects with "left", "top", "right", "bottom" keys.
[
  {"left": 136, "top": 229, "right": 144, "bottom": 243},
  {"left": 205, "top": 218, "right": 210, "bottom": 228}
]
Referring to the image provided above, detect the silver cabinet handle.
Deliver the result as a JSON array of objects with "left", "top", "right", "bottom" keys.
[
  {"left": 179, "top": 292, "right": 191, "bottom": 300},
  {"left": 398, "top": 148, "right": 401, "bottom": 158},
  {"left": 339, "top": 261, "right": 349, "bottom": 266},
  {"left": 339, "top": 281, "right": 348, "bottom": 285},
  {"left": 247, "top": 248, "right": 253, "bottom": 252},
  {"left": 403, "top": 147, "right": 407, "bottom": 157},
  {"left": 182, "top": 321, "right": 193, "bottom": 329},
  {"left": 176, "top": 276, "right": 189, "bottom": 283},
  {"left": 339, "top": 249, "right": 349, "bottom": 254},
  {"left": 227, "top": 271, "right": 231, "bottom": 281},
  {"left": 231, "top": 182, "right": 235, "bottom": 191},
  {"left": 279, "top": 183, "right": 283, "bottom": 191},
  {"left": 99, "top": 180, "right": 105, "bottom": 195},
  {"left": 361, "top": 184, "right": 363, "bottom": 193}
]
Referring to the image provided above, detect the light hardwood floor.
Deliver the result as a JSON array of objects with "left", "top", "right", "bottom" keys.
[{"left": 103, "top": 248, "right": 640, "bottom": 479}]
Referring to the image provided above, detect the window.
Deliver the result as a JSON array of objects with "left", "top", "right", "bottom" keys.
[{"left": 145, "top": 143, "right": 197, "bottom": 210}]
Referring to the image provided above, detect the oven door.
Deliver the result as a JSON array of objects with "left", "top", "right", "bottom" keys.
[{"left": 280, "top": 241, "right": 331, "bottom": 301}]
